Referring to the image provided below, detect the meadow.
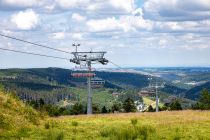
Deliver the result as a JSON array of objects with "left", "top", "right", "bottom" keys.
[
  {"left": 28, "top": 111, "right": 210, "bottom": 140},
  {"left": 1, "top": 88, "right": 210, "bottom": 140}
]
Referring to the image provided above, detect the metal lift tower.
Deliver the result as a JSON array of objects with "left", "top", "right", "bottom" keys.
[
  {"left": 148, "top": 77, "right": 165, "bottom": 112},
  {"left": 70, "top": 44, "right": 108, "bottom": 114}
]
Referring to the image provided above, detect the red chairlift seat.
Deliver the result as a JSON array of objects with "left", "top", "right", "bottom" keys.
[{"left": 71, "top": 72, "right": 95, "bottom": 78}]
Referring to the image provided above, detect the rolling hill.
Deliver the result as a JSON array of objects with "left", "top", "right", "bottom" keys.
[
  {"left": 185, "top": 81, "right": 210, "bottom": 100},
  {"left": 0, "top": 67, "right": 186, "bottom": 93},
  {"left": 0, "top": 68, "right": 202, "bottom": 108}
]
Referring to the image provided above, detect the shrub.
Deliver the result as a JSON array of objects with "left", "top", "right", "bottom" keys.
[
  {"left": 44, "top": 105, "right": 60, "bottom": 117},
  {"left": 111, "top": 102, "right": 122, "bottom": 113},
  {"left": 170, "top": 100, "right": 182, "bottom": 111},
  {"left": 70, "top": 103, "right": 84, "bottom": 115}
]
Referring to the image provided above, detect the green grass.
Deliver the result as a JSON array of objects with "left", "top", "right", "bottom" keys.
[
  {"left": 1, "top": 87, "right": 210, "bottom": 140},
  {"left": 23, "top": 110, "right": 210, "bottom": 140},
  {"left": 0, "top": 88, "right": 43, "bottom": 139}
]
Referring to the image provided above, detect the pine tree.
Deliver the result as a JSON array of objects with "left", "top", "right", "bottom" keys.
[{"left": 123, "top": 98, "right": 136, "bottom": 112}]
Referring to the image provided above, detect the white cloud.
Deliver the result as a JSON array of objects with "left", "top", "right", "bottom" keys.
[
  {"left": 109, "top": 0, "right": 135, "bottom": 13},
  {"left": 55, "top": 0, "right": 90, "bottom": 9},
  {"left": 119, "top": 15, "right": 153, "bottom": 31},
  {"left": 86, "top": 17, "right": 122, "bottom": 32},
  {"left": 154, "top": 22, "right": 183, "bottom": 32},
  {"left": 86, "top": 14, "right": 153, "bottom": 33},
  {"left": 85, "top": 0, "right": 135, "bottom": 14},
  {"left": 72, "top": 13, "right": 86, "bottom": 22},
  {"left": 143, "top": 0, "right": 210, "bottom": 21},
  {"left": 152, "top": 20, "right": 210, "bottom": 33},
  {"left": 0, "top": 0, "right": 42, "bottom": 9},
  {"left": 11, "top": 9, "right": 39, "bottom": 30}
]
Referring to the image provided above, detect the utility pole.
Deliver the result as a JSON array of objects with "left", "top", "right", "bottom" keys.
[{"left": 70, "top": 44, "right": 108, "bottom": 114}]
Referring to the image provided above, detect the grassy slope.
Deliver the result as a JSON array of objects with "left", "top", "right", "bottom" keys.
[
  {"left": 25, "top": 110, "right": 210, "bottom": 140},
  {"left": 1, "top": 91, "right": 210, "bottom": 140},
  {"left": 0, "top": 88, "right": 42, "bottom": 139}
]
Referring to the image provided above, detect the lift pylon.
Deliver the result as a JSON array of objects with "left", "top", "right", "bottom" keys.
[{"left": 70, "top": 44, "right": 108, "bottom": 114}]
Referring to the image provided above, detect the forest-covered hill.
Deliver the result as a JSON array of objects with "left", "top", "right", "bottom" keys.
[
  {"left": 0, "top": 68, "right": 186, "bottom": 92},
  {"left": 185, "top": 81, "right": 210, "bottom": 100},
  {"left": 0, "top": 67, "right": 208, "bottom": 101}
]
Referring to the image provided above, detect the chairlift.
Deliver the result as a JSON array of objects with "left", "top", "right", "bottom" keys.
[
  {"left": 71, "top": 66, "right": 95, "bottom": 78},
  {"left": 91, "top": 77, "right": 105, "bottom": 88}
]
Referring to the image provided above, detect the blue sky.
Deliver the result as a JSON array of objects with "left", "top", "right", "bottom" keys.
[{"left": 0, "top": 0, "right": 210, "bottom": 68}]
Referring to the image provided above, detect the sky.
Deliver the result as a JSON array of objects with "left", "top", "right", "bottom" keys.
[{"left": 0, "top": 0, "right": 210, "bottom": 68}]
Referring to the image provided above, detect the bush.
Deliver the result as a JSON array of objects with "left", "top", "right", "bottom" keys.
[
  {"left": 170, "top": 100, "right": 182, "bottom": 111},
  {"left": 44, "top": 105, "right": 60, "bottom": 117},
  {"left": 70, "top": 103, "right": 84, "bottom": 115},
  {"left": 111, "top": 102, "right": 122, "bottom": 113}
]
